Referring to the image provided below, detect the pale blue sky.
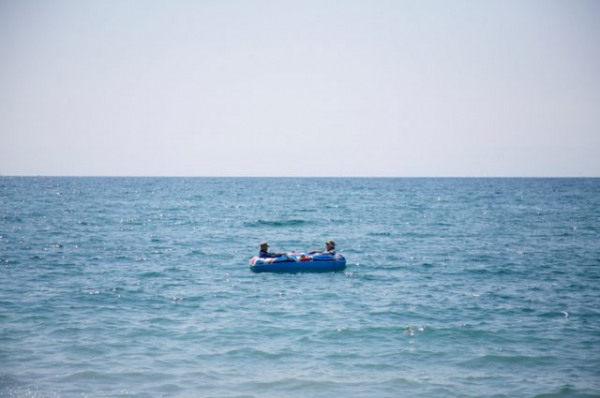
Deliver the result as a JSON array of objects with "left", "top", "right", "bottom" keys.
[{"left": 1, "top": 0, "right": 599, "bottom": 176}]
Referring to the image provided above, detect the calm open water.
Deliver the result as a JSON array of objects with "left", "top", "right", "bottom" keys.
[{"left": 1, "top": 177, "right": 599, "bottom": 398}]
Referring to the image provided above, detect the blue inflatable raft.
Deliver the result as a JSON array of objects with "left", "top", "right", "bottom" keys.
[{"left": 249, "top": 252, "right": 346, "bottom": 273}]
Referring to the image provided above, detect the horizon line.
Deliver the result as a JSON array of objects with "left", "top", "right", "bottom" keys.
[{"left": 1, "top": 175, "right": 599, "bottom": 179}]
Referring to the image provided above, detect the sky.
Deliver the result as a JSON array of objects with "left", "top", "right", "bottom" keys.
[{"left": 1, "top": 0, "right": 599, "bottom": 177}]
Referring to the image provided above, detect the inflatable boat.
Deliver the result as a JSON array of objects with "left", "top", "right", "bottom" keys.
[{"left": 249, "top": 252, "right": 346, "bottom": 273}]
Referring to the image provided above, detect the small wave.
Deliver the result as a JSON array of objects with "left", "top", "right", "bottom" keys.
[
  {"left": 539, "top": 310, "right": 573, "bottom": 319},
  {"left": 532, "top": 384, "right": 595, "bottom": 398},
  {"left": 238, "top": 377, "right": 344, "bottom": 391},
  {"left": 367, "top": 232, "right": 392, "bottom": 237},
  {"left": 463, "top": 266, "right": 515, "bottom": 276},
  {"left": 217, "top": 347, "right": 286, "bottom": 360},
  {"left": 154, "top": 383, "right": 184, "bottom": 394},
  {"left": 243, "top": 219, "right": 308, "bottom": 227},
  {"left": 139, "top": 271, "right": 165, "bottom": 278},
  {"left": 460, "top": 354, "right": 557, "bottom": 368},
  {"left": 1, "top": 258, "right": 19, "bottom": 266},
  {"left": 61, "top": 370, "right": 173, "bottom": 383},
  {"left": 313, "top": 325, "right": 422, "bottom": 341},
  {"left": 401, "top": 232, "right": 435, "bottom": 238},
  {"left": 60, "top": 371, "right": 110, "bottom": 383}
]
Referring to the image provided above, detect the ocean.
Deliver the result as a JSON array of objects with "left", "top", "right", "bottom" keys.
[{"left": 1, "top": 177, "right": 599, "bottom": 398}]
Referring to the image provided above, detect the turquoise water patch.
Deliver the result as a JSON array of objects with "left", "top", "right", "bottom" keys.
[{"left": 1, "top": 177, "right": 599, "bottom": 397}]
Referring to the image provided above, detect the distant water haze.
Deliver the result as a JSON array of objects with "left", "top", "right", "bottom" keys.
[{"left": 1, "top": 1, "right": 599, "bottom": 176}]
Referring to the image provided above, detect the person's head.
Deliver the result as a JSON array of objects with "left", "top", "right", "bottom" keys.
[
  {"left": 326, "top": 240, "right": 335, "bottom": 250},
  {"left": 260, "top": 241, "right": 270, "bottom": 250}
]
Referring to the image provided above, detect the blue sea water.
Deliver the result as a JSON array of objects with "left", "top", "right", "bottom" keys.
[{"left": 1, "top": 177, "right": 599, "bottom": 398}]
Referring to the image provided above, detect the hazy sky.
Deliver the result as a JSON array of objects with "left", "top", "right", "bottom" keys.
[{"left": 1, "top": 0, "right": 599, "bottom": 177}]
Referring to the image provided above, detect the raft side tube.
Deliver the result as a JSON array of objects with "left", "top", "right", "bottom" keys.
[{"left": 249, "top": 253, "right": 346, "bottom": 273}]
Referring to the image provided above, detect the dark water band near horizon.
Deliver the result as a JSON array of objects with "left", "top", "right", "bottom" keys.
[{"left": 1, "top": 177, "right": 599, "bottom": 398}]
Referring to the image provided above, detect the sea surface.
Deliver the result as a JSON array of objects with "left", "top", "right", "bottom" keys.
[{"left": 1, "top": 177, "right": 599, "bottom": 398}]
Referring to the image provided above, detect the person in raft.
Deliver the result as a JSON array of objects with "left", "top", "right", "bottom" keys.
[
  {"left": 258, "top": 241, "right": 287, "bottom": 258},
  {"left": 309, "top": 240, "right": 336, "bottom": 255}
]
